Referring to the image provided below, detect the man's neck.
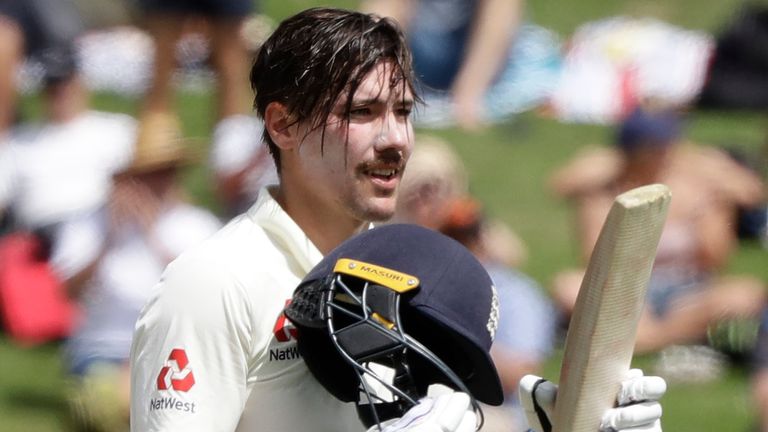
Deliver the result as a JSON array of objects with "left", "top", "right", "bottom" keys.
[{"left": 271, "top": 185, "right": 368, "bottom": 255}]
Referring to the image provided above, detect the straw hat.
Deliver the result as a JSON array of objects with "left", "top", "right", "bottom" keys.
[{"left": 121, "top": 111, "right": 196, "bottom": 176}]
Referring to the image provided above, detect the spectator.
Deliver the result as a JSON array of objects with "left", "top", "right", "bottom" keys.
[
  {"left": 134, "top": 0, "right": 274, "bottom": 217},
  {"left": 391, "top": 133, "right": 528, "bottom": 267},
  {"left": 361, "top": 0, "right": 561, "bottom": 130},
  {"left": 51, "top": 119, "right": 221, "bottom": 431},
  {"left": 392, "top": 136, "right": 554, "bottom": 431},
  {"left": 550, "top": 105, "right": 767, "bottom": 355},
  {"left": 0, "top": 45, "right": 129, "bottom": 347},
  {"left": 439, "top": 197, "right": 556, "bottom": 432},
  {"left": 137, "top": 0, "right": 251, "bottom": 119},
  {"left": 0, "top": 44, "right": 135, "bottom": 240}
]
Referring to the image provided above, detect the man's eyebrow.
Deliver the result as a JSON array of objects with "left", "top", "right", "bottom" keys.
[
  {"left": 349, "top": 97, "right": 382, "bottom": 106},
  {"left": 349, "top": 97, "right": 414, "bottom": 106}
]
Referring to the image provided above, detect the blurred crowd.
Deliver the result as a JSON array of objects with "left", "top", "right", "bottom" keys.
[{"left": 0, "top": 0, "right": 766, "bottom": 431}]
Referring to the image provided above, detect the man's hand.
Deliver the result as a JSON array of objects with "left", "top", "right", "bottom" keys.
[
  {"left": 519, "top": 369, "right": 666, "bottom": 432},
  {"left": 367, "top": 392, "right": 476, "bottom": 432}
]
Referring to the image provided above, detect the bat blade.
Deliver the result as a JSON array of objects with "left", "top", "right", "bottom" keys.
[{"left": 552, "top": 183, "right": 671, "bottom": 432}]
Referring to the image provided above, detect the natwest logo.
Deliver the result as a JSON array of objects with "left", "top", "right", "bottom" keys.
[{"left": 157, "top": 348, "right": 196, "bottom": 392}]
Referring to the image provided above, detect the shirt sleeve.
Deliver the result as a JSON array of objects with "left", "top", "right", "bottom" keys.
[{"left": 130, "top": 248, "right": 255, "bottom": 431}]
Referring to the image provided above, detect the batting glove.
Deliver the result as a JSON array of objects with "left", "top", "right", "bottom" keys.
[
  {"left": 519, "top": 368, "right": 666, "bottom": 432},
  {"left": 367, "top": 391, "right": 476, "bottom": 432}
]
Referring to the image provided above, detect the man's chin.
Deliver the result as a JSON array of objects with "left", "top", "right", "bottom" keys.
[
  {"left": 363, "top": 207, "right": 396, "bottom": 223},
  {"left": 358, "top": 200, "right": 398, "bottom": 223}
]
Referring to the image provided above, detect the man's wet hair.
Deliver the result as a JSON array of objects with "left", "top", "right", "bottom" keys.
[{"left": 249, "top": 7, "right": 420, "bottom": 171}]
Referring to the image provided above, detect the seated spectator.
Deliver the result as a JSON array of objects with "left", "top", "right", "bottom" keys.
[
  {"left": 0, "top": 44, "right": 135, "bottom": 237},
  {"left": 50, "top": 119, "right": 221, "bottom": 431},
  {"left": 550, "top": 105, "right": 767, "bottom": 355},
  {"left": 392, "top": 135, "right": 555, "bottom": 431},
  {"left": 0, "top": 46, "right": 136, "bottom": 345},
  {"left": 439, "top": 197, "right": 555, "bottom": 432}
]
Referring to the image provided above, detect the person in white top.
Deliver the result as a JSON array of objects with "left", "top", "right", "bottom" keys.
[
  {"left": 0, "top": 46, "right": 135, "bottom": 233},
  {"left": 130, "top": 7, "right": 667, "bottom": 432},
  {"left": 52, "top": 118, "right": 221, "bottom": 431}
]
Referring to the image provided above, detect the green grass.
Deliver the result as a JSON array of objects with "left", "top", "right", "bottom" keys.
[
  {"left": 660, "top": 368, "right": 756, "bottom": 431},
  {"left": 3, "top": 0, "right": 768, "bottom": 430},
  {"left": 0, "top": 338, "right": 71, "bottom": 430}
]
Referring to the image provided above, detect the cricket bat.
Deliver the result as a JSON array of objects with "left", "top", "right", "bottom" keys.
[{"left": 552, "top": 183, "right": 671, "bottom": 432}]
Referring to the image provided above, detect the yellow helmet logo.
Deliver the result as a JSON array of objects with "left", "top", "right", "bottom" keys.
[{"left": 333, "top": 258, "right": 420, "bottom": 293}]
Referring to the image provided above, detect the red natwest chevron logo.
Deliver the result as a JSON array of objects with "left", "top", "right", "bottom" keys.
[
  {"left": 273, "top": 299, "right": 297, "bottom": 342},
  {"left": 157, "top": 348, "right": 195, "bottom": 392}
]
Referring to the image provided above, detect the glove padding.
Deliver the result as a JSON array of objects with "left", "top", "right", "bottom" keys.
[
  {"left": 519, "top": 369, "right": 666, "bottom": 432},
  {"left": 367, "top": 391, "right": 476, "bottom": 432}
]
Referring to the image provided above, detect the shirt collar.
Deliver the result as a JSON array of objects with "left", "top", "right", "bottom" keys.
[
  {"left": 246, "top": 186, "right": 375, "bottom": 275},
  {"left": 247, "top": 186, "right": 323, "bottom": 274}
]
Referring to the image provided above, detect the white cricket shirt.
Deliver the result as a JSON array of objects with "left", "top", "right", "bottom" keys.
[{"left": 130, "top": 187, "right": 361, "bottom": 431}]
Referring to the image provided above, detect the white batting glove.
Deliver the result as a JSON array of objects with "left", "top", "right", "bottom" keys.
[
  {"left": 600, "top": 369, "right": 665, "bottom": 432},
  {"left": 519, "top": 375, "right": 557, "bottom": 432},
  {"left": 367, "top": 391, "right": 476, "bottom": 432},
  {"left": 519, "top": 369, "right": 666, "bottom": 432}
]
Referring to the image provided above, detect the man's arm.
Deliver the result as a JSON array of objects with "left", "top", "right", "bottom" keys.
[
  {"left": 451, "top": 0, "right": 524, "bottom": 129},
  {"left": 130, "top": 252, "right": 254, "bottom": 431}
]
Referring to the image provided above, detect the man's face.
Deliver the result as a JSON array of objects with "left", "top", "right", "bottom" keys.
[{"left": 291, "top": 62, "right": 415, "bottom": 223}]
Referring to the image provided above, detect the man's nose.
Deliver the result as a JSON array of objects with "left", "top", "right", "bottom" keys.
[{"left": 375, "top": 111, "right": 411, "bottom": 153}]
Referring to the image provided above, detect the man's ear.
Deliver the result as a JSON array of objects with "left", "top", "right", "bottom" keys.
[{"left": 264, "top": 102, "right": 297, "bottom": 150}]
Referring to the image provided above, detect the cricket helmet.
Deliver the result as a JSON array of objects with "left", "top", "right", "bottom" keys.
[{"left": 284, "top": 224, "right": 503, "bottom": 428}]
